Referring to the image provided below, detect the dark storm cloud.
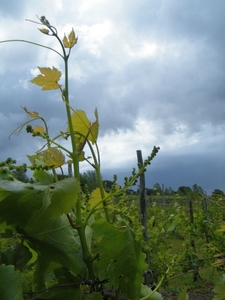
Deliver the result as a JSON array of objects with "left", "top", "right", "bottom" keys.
[
  {"left": 161, "top": 1, "right": 225, "bottom": 52},
  {"left": 125, "top": 0, "right": 225, "bottom": 44},
  {"left": 0, "top": 2, "right": 27, "bottom": 18},
  {"left": 122, "top": 0, "right": 225, "bottom": 131},
  {"left": 104, "top": 145, "right": 225, "bottom": 195}
]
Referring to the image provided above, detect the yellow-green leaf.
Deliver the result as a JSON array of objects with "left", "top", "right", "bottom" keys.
[
  {"left": 67, "top": 151, "right": 86, "bottom": 162},
  {"left": 91, "top": 108, "right": 99, "bottom": 144},
  {"left": 30, "top": 67, "right": 62, "bottom": 90},
  {"left": 63, "top": 28, "right": 78, "bottom": 48},
  {"left": 33, "top": 125, "right": 45, "bottom": 134},
  {"left": 79, "top": 151, "right": 85, "bottom": 161},
  {"left": 217, "top": 224, "right": 225, "bottom": 232},
  {"left": 69, "top": 109, "right": 99, "bottom": 149},
  {"left": 22, "top": 106, "right": 39, "bottom": 118},
  {"left": 27, "top": 148, "right": 65, "bottom": 168},
  {"left": 89, "top": 188, "right": 109, "bottom": 209},
  {"left": 38, "top": 28, "right": 49, "bottom": 35}
]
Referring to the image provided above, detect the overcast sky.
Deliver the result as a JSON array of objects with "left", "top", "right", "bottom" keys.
[{"left": 0, "top": 0, "right": 225, "bottom": 194}]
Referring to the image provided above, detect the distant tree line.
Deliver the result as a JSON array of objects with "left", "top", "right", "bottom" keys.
[
  {"left": 144, "top": 182, "right": 224, "bottom": 197},
  {"left": 4, "top": 160, "right": 224, "bottom": 197}
]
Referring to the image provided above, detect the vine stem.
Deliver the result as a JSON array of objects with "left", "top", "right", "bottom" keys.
[
  {"left": 139, "top": 261, "right": 174, "bottom": 300},
  {"left": 86, "top": 140, "right": 111, "bottom": 223},
  {"left": 50, "top": 24, "right": 95, "bottom": 278}
]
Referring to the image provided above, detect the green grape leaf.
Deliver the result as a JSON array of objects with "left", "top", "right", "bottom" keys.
[
  {"left": 0, "top": 177, "right": 79, "bottom": 226},
  {"left": 44, "top": 177, "right": 80, "bottom": 220},
  {"left": 0, "top": 222, "right": 14, "bottom": 237},
  {"left": 27, "top": 216, "right": 85, "bottom": 289},
  {"left": 92, "top": 219, "right": 147, "bottom": 299},
  {"left": 0, "top": 264, "right": 24, "bottom": 300},
  {"left": 178, "top": 288, "right": 189, "bottom": 300},
  {"left": 1, "top": 244, "right": 32, "bottom": 271},
  {"left": 30, "top": 67, "right": 62, "bottom": 90},
  {"left": 27, "top": 147, "right": 65, "bottom": 168},
  {"left": 0, "top": 179, "right": 48, "bottom": 228},
  {"left": 139, "top": 284, "right": 163, "bottom": 300},
  {"left": 0, "top": 178, "right": 85, "bottom": 286},
  {"left": 33, "top": 169, "right": 54, "bottom": 185},
  {"left": 213, "top": 274, "right": 225, "bottom": 299},
  {"left": 0, "top": 188, "right": 11, "bottom": 201}
]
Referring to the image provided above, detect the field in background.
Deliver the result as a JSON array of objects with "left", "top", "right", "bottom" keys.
[{"left": 124, "top": 193, "right": 225, "bottom": 297}]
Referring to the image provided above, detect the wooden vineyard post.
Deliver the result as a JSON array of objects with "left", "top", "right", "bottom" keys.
[
  {"left": 136, "top": 150, "right": 150, "bottom": 285},
  {"left": 202, "top": 197, "right": 210, "bottom": 243},
  {"left": 68, "top": 163, "right": 73, "bottom": 177},
  {"left": 188, "top": 195, "right": 196, "bottom": 252},
  {"left": 188, "top": 195, "right": 201, "bottom": 282}
]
